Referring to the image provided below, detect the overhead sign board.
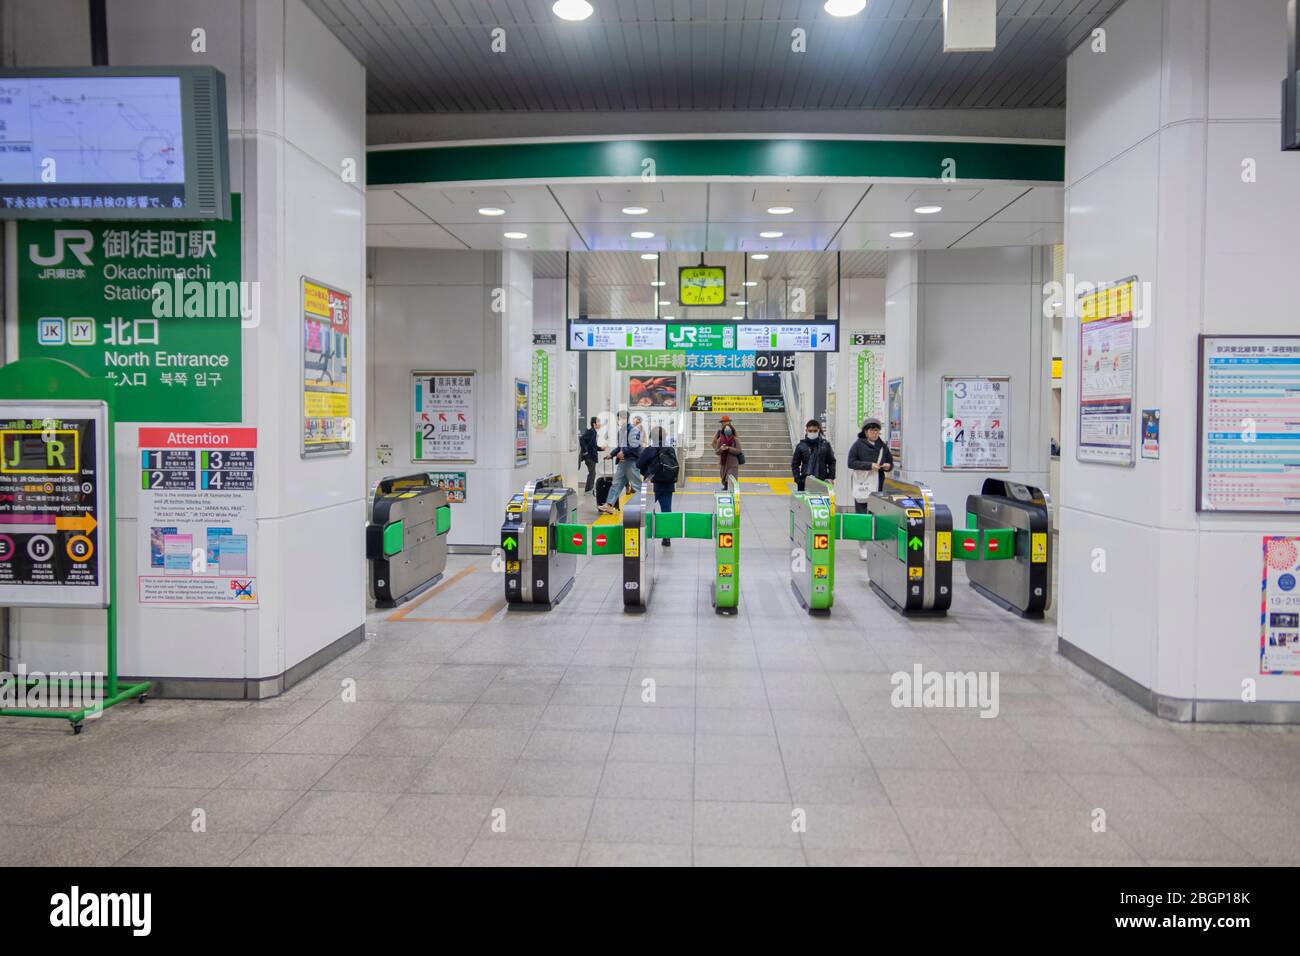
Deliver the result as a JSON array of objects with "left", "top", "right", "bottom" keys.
[{"left": 568, "top": 321, "right": 837, "bottom": 353}]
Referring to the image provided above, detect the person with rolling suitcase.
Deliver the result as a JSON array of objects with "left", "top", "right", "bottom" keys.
[{"left": 579, "top": 416, "right": 604, "bottom": 498}]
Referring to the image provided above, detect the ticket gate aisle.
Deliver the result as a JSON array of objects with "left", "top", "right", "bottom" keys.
[
  {"left": 501, "top": 474, "right": 578, "bottom": 610},
  {"left": 790, "top": 477, "right": 837, "bottom": 614},
  {"left": 366, "top": 473, "right": 451, "bottom": 608},
  {"left": 863, "top": 477, "right": 954, "bottom": 615},
  {"left": 963, "top": 478, "right": 1053, "bottom": 618}
]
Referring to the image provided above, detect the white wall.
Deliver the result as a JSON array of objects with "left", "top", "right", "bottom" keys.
[
  {"left": 1060, "top": 0, "right": 1300, "bottom": 710},
  {"left": 5, "top": 0, "right": 367, "bottom": 689},
  {"left": 831, "top": 278, "right": 887, "bottom": 500}
]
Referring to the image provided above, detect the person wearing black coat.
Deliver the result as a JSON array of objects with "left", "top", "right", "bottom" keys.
[
  {"left": 791, "top": 419, "right": 836, "bottom": 492},
  {"left": 847, "top": 417, "right": 894, "bottom": 560},
  {"left": 578, "top": 417, "right": 604, "bottom": 496},
  {"left": 636, "top": 426, "right": 677, "bottom": 548}
]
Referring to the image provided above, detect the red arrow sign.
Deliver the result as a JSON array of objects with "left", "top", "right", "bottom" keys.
[
  {"left": 457, "top": 413, "right": 466, "bottom": 422},
  {"left": 421, "top": 413, "right": 429, "bottom": 422},
  {"left": 438, "top": 413, "right": 447, "bottom": 422}
]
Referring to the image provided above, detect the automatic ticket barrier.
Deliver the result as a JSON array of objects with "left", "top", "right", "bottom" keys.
[
  {"left": 366, "top": 473, "right": 451, "bottom": 608},
  {"left": 501, "top": 474, "right": 578, "bottom": 610},
  {"left": 789, "top": 478, "right": 837, "bottom": 613},
  {"left": 961, "top": 479, "right": 1052, "bottom": 618},
  {"left": 863, "top": 478, "right": 954, "bottom": 615}
]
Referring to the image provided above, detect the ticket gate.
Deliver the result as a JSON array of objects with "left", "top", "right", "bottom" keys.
[
  {"left": 621, "top": 484, "right": 655, "bottom": 612},
  {"left": 790, "top": 477, "right": 837, "bottom": 614},
  {"left": 501, "top": 474, "right": 578, "bottom": 610},
  {"left": 863, "top": 477, "right": 953, "bottom": 615},
  {"left": 366, "top": 473, "right": 450, "bottom": 607},
  {"left": 962, "top": 479, "right": 1053, "bottom": 618}
]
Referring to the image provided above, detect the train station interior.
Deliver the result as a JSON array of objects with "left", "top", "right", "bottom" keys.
[{"left": 0, "top": 0, "right": 1297, "bottom": 883}]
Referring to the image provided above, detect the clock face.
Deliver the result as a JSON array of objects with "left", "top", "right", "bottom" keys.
[{"left": 678, "top": 266, "right": 727, "bottom": 306}]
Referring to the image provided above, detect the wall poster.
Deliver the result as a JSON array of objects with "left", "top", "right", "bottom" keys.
[
  {"left": 1077, "top": 277, "right": 1137, "bottom": 466},
  {"left": 413, "top": 371, "right": 475, "bottom": 462},
  {"left": 515, "top": 379, "right": 529, "bottom": 466},
  {"left": 1141, "top": 409, "right": 1161, "bottom": 460},
  {"left": 301, "top": 277, "right": 352, "bottom": 457},
  {"left": 1197, "top": 335, "right": 1300, "bottom": 513},
  {"left": 1262, "top": 536, "right": 1300, "bottom": 675},
  {"left": 137, "top": 426, "right": 257, "bottom": 606},
  {"left": 887, "top": 378, "right": 904, "bottom": 467},
  {"left": 941, "top": 376, "right": 1010, "bottom": 471},
  {"left": 629, "top": 375, "right": 678, "bottom": 408},
  {"left": 426, "top": 471, "right": 466, "bottom": 504}
]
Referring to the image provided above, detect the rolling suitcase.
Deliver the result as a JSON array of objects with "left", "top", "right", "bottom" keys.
[{"left": 594, "top": 458, "right": 614, "bottom": 502}]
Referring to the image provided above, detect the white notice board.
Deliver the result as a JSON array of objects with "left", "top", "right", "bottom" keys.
[
  {"left": 1077, "top": 278, "right": 1138, "bottom": 466},
  {"left": 941, "top": 376, "right": 1010, "bottom": 470},
  {"left": 413, "top": 371, "right": 476, "bottom": 462}
]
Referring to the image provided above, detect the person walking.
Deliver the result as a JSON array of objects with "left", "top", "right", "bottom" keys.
[
  {"left": 599, "top": 410, "right": 643, "bottom": 514},
  {"left": 578, "top": 416, "right": 604, "bottom": 498},
  {"left": 791, "top": 418, "right": 836, "bottom": 492},
  {"left": 847, "top": 417, "right": 894, "bottom": 560},
  {"left": 712, "top": 415, "right": 743, "bottom": 490},
  {"left": 636, "top": 426, "right": 679, "bottom": 548}
]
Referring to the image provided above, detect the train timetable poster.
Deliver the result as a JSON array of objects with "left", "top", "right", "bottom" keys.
[
  {"left": 1197, "top": 335, "right": 1300, "bottom": 513},
  {"left": 941, "top": 376, "right": 1010, "bottom": 470},
  {"left": 413, "top": 372, "right": 476, "bottom": 462},
  {"left": 1077, "top": 278, "right": 1137, "bottom": 466},
  {"left": 1262, "top": 536, "right": 1300, "bottom": 675}
]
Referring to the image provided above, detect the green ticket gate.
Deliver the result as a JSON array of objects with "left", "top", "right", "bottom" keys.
[
  {"left": 789, "top": 477, "right": 836, "bottom": 614},
  {"left": 366, "top": 473, "right": 451, "bottom": 607},
  {"left": 960, "top": 479, "right": 1052, "bottom": 618},
  {"left": 501, "top": 474, "right": 578, "bottom": 610},
  {"left": 711, "top": 477, "right": 741, "bottom": 615},
  {"left": 863, "top": 477, "right": 954, "bottom": 615}
]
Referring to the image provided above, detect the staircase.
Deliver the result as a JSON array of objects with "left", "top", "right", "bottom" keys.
[{"left": 684, "top": 410, "right": 794, "bottom": 480}]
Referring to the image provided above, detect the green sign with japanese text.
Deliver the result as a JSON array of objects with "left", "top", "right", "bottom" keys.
[
  {"left": 531, "top": 348, "right": 550, "bottom": 429},
  {"left": 17, "top": 195, "right": 243, "bottom": 422},
  {"left": 665, "top": 323, "right": 736, "bottom": 351}
]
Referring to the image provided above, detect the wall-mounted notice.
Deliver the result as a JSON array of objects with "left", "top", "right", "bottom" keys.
[
  {"left": 1077, "top": 277, "right": 1137, "bottom": 466},
  {"left": 887, "top": 378, "right": 904, "bottom": 466},
  {"left": 630, "top": 375, "right": 678, "bottom": 408},
  {"left": 426, "top": 471, "right": 466, "bottom": 504},
  {"left": 1262, "top": 536, "right": 1300, "bottom": 674},
  {"left": 941, "top": 376, "right": 1010, "bottom": 471},
  {"left": 852, "top": 333, "right": 886, "bottom": 427},
  {"left": 413, "top": 371, "right": 475, "bottom": 462},
  {"left": 515, "top": 379, "right": 529, "bottom": 466},
  {"left": 1141, "top": 409, "right": 1161, "bottom": 460},
  {"left": 301, "top": 277, "right": 352, "bottom": 457},
  {"left": 1198, "top": 336, "right": 1300, "bottom": 513},
  {"left": 531, "top": 348, "right": 551, "bottom": 430},
  {"left": 137, "top": 426, "right": 257, "bottom": 606},
  {"left": 0, "top": 402, "right": 109, "bottom": 607}
]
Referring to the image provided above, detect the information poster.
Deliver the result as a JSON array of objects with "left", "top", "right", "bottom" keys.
[
  {"left": 426, "top": 471, "right": 466, "bottom": 504},
  {"left": 0, "top": 404, "right": 109, "bottom": 607},
  {"left": 515, "top": 379, "right": 529, "bottom": 466},
  {"left": 531, "top": 348, "right": 551, "bottom": 430},
  {"left": 629, "top": 375, "right": 678, "bottom": 408},
  {"left": 414, "top": 371, "right": 475, "bottom": 462},
  {"left": 941, "top": 376, "right": 1010, "bottom": 471},
  {"left": 1198, "top": 336, "right": 1300, "bottom": 513},
  {"left": 301, "top": 277, "right": 352, "bottom": 456},
  {"left": 1262, "top": 536, "right": 1300, "bottom": 674},
  {"left": 137, "top": 426, "right": 257, "bottom": 606},
  {"left": 17, "top": 197, "right": 243, "bottom": 423},
  {"left": 1077, "top": 278, "right": 1137, "bottom": 466},
  {"left": 1141, "top": 409, "right": 1161, "bottom": 460},
  {"left": 852, "top": 333, "right": 886, "bottom": 427},
  {"left": 887, "top": 378, "right": 904, "bottom": 466},
  {"left": 689, "top": 395, "right": 763, "bottom": 414}
]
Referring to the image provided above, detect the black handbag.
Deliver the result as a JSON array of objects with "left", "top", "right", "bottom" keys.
[{"left": 736, "top": 452, "right": 746, "bottom": 466}]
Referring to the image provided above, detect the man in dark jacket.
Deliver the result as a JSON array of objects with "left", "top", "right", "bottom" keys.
[
  {"left": 791, "top": 419, "right": 836, "bottom": 492},
  {"left": 636, "top": 426, "right": 678, "bottom": 548},
  {"left": 847, "top": 417, "right": 894, "bottom": 561},
  {"left": 578, "top": 416, "right": 603, "bottom": 496}
]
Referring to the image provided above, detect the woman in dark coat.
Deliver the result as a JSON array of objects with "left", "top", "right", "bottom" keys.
[{"left": 847, "top": 417, "right": 894, "bottom": 559}]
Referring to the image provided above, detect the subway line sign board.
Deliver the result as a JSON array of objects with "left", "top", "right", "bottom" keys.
[
  {"left": 16, "top": 196, "right": 243, "bottom": 423},
  {"left": 569, "top": 320, "right": 837, "bottom": 353}
]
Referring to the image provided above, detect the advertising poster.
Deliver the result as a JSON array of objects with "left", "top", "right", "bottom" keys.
[
  {"left": 531, "top": 348, "right": 551, "bottom": 430},
  {"left": 689, "top": 395, "right": 762, "bottom": 414},
  {"left": 0, "top": 404, "right": 109, "bottom": 608},
  {"left": 414, "top": 372, "right": 475, "bottom": 461},
  {"left": 426, "top": 471, "right": 466, "bottom": 504},
  {"left": 1198, "top": 336, "right": 1300, "bottom": 513},
  {"left": 941, "top": 376, "right": 1010, "bottom": 471},
  {"left": 17, "top": 196, "right": 243, "bottom": 423},
  {"left": 302, "top": 277, "right": 352, "bottom": 456},
  {"left": 1077, "top": 278, "right": 1137, "bottom": 466},
  {"left": 887, "top": 378, "right": 904, "bottom": 465},
  {"left": 629, "top": 375, "right": 678, "bottom": 408},
  {"left": 1141, "top": 409, "right": 1161, "bottom": 459},
  {"left": 1262, "top": 536, "right": 1300, "bottom": 674},
  {"left": 515, "top": 379, "right": 529, "bottom": 466},
  {"left": 137, "top": 426, "right": 257, "bottom": 606}
]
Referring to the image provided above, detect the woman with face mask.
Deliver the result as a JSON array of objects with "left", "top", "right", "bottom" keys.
[
  {"left": 848, "top": 417, "right": 894, "bottom": 560},
  {"left": 712, "top": 415, "right": 743, "bottom": 490},
  {"left": 791, "top": 419, "right": 836, "bottom": 493}
]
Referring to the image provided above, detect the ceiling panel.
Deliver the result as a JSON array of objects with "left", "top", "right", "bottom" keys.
[
  {"left": 549, "top": 183, "right": 709, "bottom": 222},
  {"left": 395, "top": 185, "right": 571, "bottom": 223},
  {"left": 848, "top": 183, "right": 1031, "bottom": 223}
]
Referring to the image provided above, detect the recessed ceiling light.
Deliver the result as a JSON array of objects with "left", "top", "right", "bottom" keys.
[
  {"left": 552, "top": 0, "right": 594, "bottom": 22},
  {"left": 751, "top": 253, "right": 769, "bottom": 260},
  {"left": 660, "top": 315, "right": 674, "bottom": 321},
  {"left": 478, "top": 207, "right": 505, "bottom": 216},
  {"left": 503, "top": 231, "right": 527, "bottom": 239},
  {"left": 767, "top": 206, "right": 794, "bottom": 215},
  {"left": 824, "top": 0, "right": 866, "bottom": 16},
  {"left": 743, "top": 281, "right": 758, "bottom": 287},
  {"left": 759, "top": 230, "right": 784, "bottom": 239},
  {"left": 631, "top": 231, "right": 655, "bottom": 239},
  {"left": 622, "top": 206, "right": 648, "bottom": 215},
  {"left": 651, "top": 281, "right": 666, "bottom": 287},
  {"left": 731, "top": 316, "right": 745, "bottom": 321},
  {"left": 640, "top": 253, "right": 659, "bottom": 260},
  {"left": 659, "top": 300, "right": 673, "bottom": 306},
  {"left": 735, "top": 300, "right": 749, "bottom": 306},
  {"left": 889, "top": 231, "right": 915, "bottom": 239},
  {"left": 914, "top": 205, "right": 943, "bottom": 215}
]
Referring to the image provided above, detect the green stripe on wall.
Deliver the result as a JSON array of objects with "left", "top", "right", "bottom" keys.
[{"left": 368, "top": 138, "right": 1064, "bottom": 187}]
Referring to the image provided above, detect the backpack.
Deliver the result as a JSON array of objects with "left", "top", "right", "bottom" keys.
[{"left": 654, "top": 446, "right": 679, "bottom": 483}]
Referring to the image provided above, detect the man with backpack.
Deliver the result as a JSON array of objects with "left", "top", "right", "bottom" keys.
[
  {"left": 636, "top": 426, "right": 679, "bottom": 548},
  {"left": 599, "top": 410, "right": 643, "bottom": 515},
  {"left": 791, "top": 418, "right": 836, "bottom": 492}
]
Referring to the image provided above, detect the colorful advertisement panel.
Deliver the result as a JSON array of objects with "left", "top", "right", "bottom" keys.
[
  {"left": 1262, "top": 536, "right": 1300, "bottom": 674},
  {"left": 1077, "top": 277, "right": 1136, "bottom": 466},
  {"left": 302, "top": 277, "right": 352, "bottom": 456},
  {"left": 629, "top": 375, "right": 678, "bottom": 408},
  {"left": 515, "top": 379, "right": 530, "bottom": 465},
  {"left": 426, "top": 471, "right": 466, "bottom": 504}
]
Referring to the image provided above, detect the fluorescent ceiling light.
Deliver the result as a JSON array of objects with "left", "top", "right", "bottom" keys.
[
  {"left": 824, "top": 0, "right": 867, "bottom": 16},
  {"left": 743, "top": 281, "right": 758, "bottom": 287},
  {"left": 660, "top": 315, "right": 674, "bottom": 321},
  {"left": 767, "top": 206, "right": 795, "bottom": 215},
  {"left": 631, "top": 231, "right": 655, "bottom": 239},
  {"left": 731, "top": 316, "right": 745, "bottom": 320},
  {"left": 478, "top": 207, "right": 505, "bottom": 216},
  {"left": 914, "top": 205, "right": 943, "bottom": 214},
  {"left": 552, "top": 0, "right": 594, "bottom": 22},
  {"left": 735, "top": 300, "right": 748, "bottom": 306},
  {"left": 503, "top": 231, "right": 527, "bottom": 239},
  {"left": 759, "top": 230, "right": 784, "bottom": 239},
  {"left": 889, "top": 231, "right": 915, "bottom": 239},
  {"left": 651, "top": 281, "right": 666, "bottom": 287},
  {"left": 751, "top": 253, "right": 769, "bottom": 260},
  {"left": 621, "top": 206, "right": 648, "bottom": 215}
]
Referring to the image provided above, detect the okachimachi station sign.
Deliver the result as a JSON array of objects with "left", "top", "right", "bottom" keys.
[{"left": 15, "top": 196, "right": 243, "bottom": 423}]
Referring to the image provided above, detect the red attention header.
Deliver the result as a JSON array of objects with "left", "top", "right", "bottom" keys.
[{"left": 138, "top": 427, "right": 258, "bottom": 449}]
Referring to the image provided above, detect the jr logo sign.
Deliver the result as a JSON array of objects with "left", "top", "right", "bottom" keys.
[{"left": 28, "top": 229, "right": 94, "bottom": 267}]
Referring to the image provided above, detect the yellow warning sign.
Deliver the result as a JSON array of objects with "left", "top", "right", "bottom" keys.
[
  {"left": 506, "top": 560, "right": 520, "bottom": 573},
  {"left": 1031, "top": 532, "right": 1048, "bottom": 563},
  {"left": 813, "top": 565, "right": 828, "bottom": 579},
  {"left": 908, "top": 566, "right": 923, "bottom": 579},
  {"left": 718, "top": 564, "right": 733, "bottom": 577},
  {"left": 532, "top": 526, "right": 548, "bottom": 556},
  {"left": 624, "top": 529, "right": 640, "bottom": 558},
  {"left": 936, "top": 531, "right": 951, "bottom": 562}
]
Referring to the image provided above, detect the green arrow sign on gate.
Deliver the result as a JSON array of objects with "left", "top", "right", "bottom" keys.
[
  {"left": 908, "top": 536, "right": 923, "bottom": 551},
  {"left": 503, "top": 536, "right": 517, "bottom": 551}
]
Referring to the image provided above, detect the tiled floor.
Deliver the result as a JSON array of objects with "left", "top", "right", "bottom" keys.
[{"left": 4, "top": 490, "right": 1300, "bottom": 866}]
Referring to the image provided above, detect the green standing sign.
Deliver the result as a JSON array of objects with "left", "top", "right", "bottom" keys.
[
  {"left": 531, "top": 348, "right": 550, "bottom": 429},
  {"left": 16, "top": 196, "right": 243, "bottom": 423}
]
